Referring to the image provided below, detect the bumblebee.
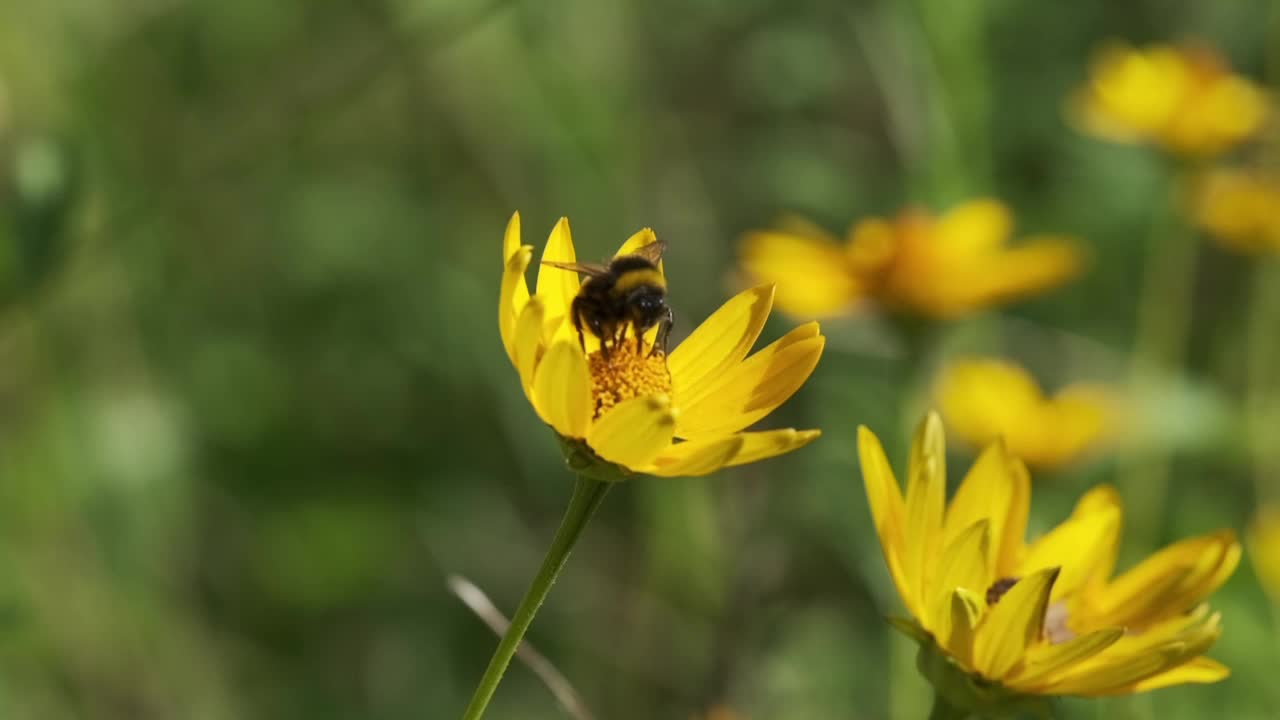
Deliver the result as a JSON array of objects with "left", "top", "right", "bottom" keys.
[{"left": 542, "top": 240, "right": 674, "bottom": 357}]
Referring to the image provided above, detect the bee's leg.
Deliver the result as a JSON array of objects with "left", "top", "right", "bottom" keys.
[
  {"left": 635, "top": 326, "right": 644, "bottom": 355},
  {"left": 570, "top": 302, "right": 587, "bottom": 353},
  {"left": 651, "top": 308, "right": 674, "bottom": 357},
  {"left": 596, "top": 319, "right": 612, "bottom": 361}
]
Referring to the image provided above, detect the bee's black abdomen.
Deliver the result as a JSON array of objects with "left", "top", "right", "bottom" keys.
[{"left": 610, "top": 255, "right": 659, "bottom": 274}]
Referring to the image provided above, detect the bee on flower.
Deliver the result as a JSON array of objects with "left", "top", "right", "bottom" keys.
[
  {"left": 935, "top": 357, "right": 1116, "bottom": 470},
  {"left": 500, "top": 213, "right": 825, "bottom": 480},
  {"left": 1194, "top": 168, "right": 1280, "bottom": 254},
  {"left": 469, "top": 214, "right": 829, "bottom": 720},
  {"left": 739, "top": 199, "right": 1083, "bottom": 320},
  {"left": 1070, "top": 41, "right": 1268, "bottom": 157},
  {"left": 858, "top": 413, "right": 1238, "bottom": 716}
]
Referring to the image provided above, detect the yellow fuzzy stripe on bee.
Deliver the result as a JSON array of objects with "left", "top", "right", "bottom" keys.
[{"left": 613, "top": 268, "right": 666, "bottom": 294}]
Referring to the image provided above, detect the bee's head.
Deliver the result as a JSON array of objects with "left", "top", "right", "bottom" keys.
[{"left": 627, "top": 286, "right": 667, "bottom": 330}]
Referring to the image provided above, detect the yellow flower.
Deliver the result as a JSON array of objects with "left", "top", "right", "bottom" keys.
[
  {"left": 1071, "top": 41, "right": 1268, "bottom": 157},
  {"left": 740, "top": 199, "right": 1082, "bottom": 319},
  {"left": 1248, "top": 507, "right": 1280, "bottom": 605},
  {"left": 1194, "top": 168, "right": 1280, "bottom": 254},
  {"left": 500, "top": 213, "right": 824, "bottom": 479},
  {"left": 936, "top": 357, "right": 1115, "bottom": 469},
  {"left": 859, "top": 413, "right": 1237, "bottom": 712}
]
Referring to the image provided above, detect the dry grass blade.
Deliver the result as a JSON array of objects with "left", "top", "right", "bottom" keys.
[{"left": 447, "top": 575, "right": 597, "bottom": 720}]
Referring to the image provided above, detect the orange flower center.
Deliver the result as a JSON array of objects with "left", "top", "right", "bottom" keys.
[{"left": 587, "top": 345, "right": 672, "bottom": 419}]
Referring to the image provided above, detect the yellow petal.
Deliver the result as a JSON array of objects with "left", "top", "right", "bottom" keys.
[
  {"left": 514, "top": 296, "right": 546, "bottom": 401},
  {"left": 586, "top": 394, "right": 677, "bottom": 469},
  {"left": 723, "top": 428, "right": 821, "bottom": 467},
  {"left": 1090, "top": 565, "right": 1199, "bottom": 631},
  {"left": 740, "top": 230, "right": 860, "bottom": 316},
  {"left": 674, "top": 324, "right": 824, "bottom": 437},
  {"left": 532, "top": 339, "right": 591, "bottom": 438},
  {"left": 944, "top": 588, "right": 984, "bottom": 668},
  {"left": 1197, "top": 535, "right": 1243, "bottom": 601},
  {"left": 936, "top": 358, "right": 1044, "bottom": 452},
  {"left": 929, "top": 520, "right": 991, "bottom": 639},
  {"left": 1048, "top": 608, "right": 1220, "bottom": 698},
  {"left": 1020, "top": 503, "right": 1121, "bottom": 601},
  {"left": 1248, "top": 506, "right": 1280, "bottom": 604},
  {"left": 1071, "top": 485, "right": 1124, "bottom": 593},
  {"left": 1115, "top": 657, "right": 1230, "bottom": 694},
  {"left": 644, "top": 435, "right": 745, "bottom": 478},
  {"left": 933, "top": 198, "right": 1013, "bottom": 258},
  {"left": 669, "top": 285, "right": 775, "bottom": 407},
  {"left": 1093, "top": 530, "right": 1239, "bottom": 627},
  {"left": 1087, "top": 608, "right": 1220, "bottom": 664},
  {"left": 998, "top": 458, "right": 1031, "bottom": 577},
  {"left": 1010, "top": 628, "right": 1124, "bottom": 688},
  {"left": 858, "top": 426, "right": 916, "bottom": 617},
  {"left": 973, "top": 567, "right": 1059, "bottom": 680},
  {"left": 903, "top": 412, "right": 946, "bottom": 619},
  {"left": 844, "top": 218, "right": 897, "bottom": 274},
  {"left": 775, "top": 214, "right": 843, "bottom": 242},
  {"left": 615, "top": 227, "right": 659, "bottom": 257},
  {"left": 535, "top": 218, "right": 581, "bottom": 333},
  {"left": 500, "top": 243, "right": 534, "bottom": 364},
  {"left": 965, "top": 237, "right": 1083, "bottom": 311},
  {"left": 1033, "top": 384, "right": 1113, "bottom": 468},
  {"left": 943, "top": 441, "right": 1014, "bottom": 575},
  {"left": 1039, "top": 646, "right": 1172, "bottom": 696},
  {"left": 504, "top": 211, "right": 524, "bottom": 262},
  {"left": 1065, "top": 621, "right": 1222, "bottom": 696}
]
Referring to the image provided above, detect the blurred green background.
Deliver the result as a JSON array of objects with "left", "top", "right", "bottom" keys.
[{"left": 0, "top": 0, "right": 1277, "bottom": 718}]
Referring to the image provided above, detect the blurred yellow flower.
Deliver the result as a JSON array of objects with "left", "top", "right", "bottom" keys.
[
  {"left": 500, "top": 212, "right": 824, "bottom": 479},
  {"left": 1194, "top": 168, "right": 1280, "bottom": 254},
  {"left": 740, "top": 199, "right": 1083, "bottom": 319},
  {"left": 1072, "top": 41, "right": 1268, "bottom": 157},
  {"left": 1248, "top": 507, "right": 1280, "bottom": 604},
  {"left": 936, "top": 357, "right": 1115, "bottom": 469},
  {"left": 859, "top": 413, "right": 1237, "bottom": 713}
]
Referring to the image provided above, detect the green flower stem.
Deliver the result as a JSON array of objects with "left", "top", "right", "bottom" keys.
[
  {"left": 1253, "top": 0, "right": 1280, "bottom": 506},
  {"left": 1246, "top": 259, "right": 1280, "bottom": 504},
  {"left": 460, "top": 475, "right": 611, "bottom": 720},
  {"left": 911, "top": 0, "right": 992, "bottom": 204},
  {"left": 1122, "top": 165, "right": 1200, "bottom": 548},
  {"left": 927, "top": 693, "right": 970, "bottom": 720}
]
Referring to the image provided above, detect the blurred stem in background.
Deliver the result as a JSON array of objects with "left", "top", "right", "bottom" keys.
[
  {"left": 461, "top": 476, "right": 611, "bottom": 720},
  {"left": 1251, "top": 0, "right": 1280, "bottom": 509},
  {"left": 1121, "top": 163, "right": 1201, "bottom": 549},
  {"left": 880, "top": 1, "right": 990, "bottom": 718},
  {"left": 1246, "top": 259, "right": 1280, "bottom": 504},
  {"left": 854, "top": 0, "right": 991, "bottom": 208},
  {"left": 857, "top": 1, "right": 994, "bottom": 718},
  {"left": 902, "top": 0, "right": 992, "bottom": 205}
]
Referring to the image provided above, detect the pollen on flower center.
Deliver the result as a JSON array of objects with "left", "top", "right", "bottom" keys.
[{"left": 587, "top": 346, "right": 672, "bottom": 419}]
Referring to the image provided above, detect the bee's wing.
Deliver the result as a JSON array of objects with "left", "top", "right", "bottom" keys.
[
  {"left": 540, "top": 260, "right": 611, "bottom": 277},
  {"left": 623, "top": 239, "right": 667, "bottom": 264}
]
